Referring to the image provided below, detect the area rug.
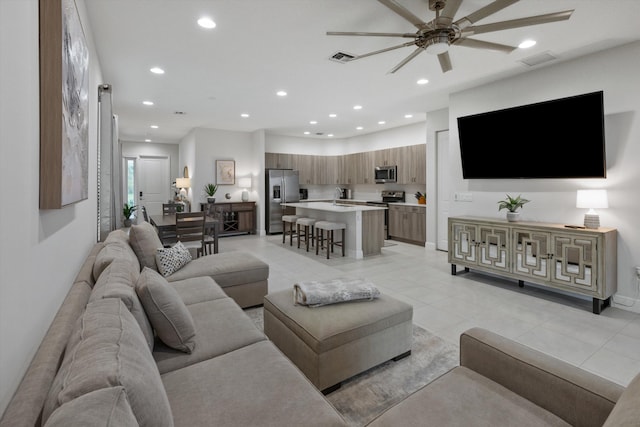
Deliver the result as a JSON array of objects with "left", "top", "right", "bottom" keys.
[{"left": 244, "top": 307, "right": 459, "bottom": 426}]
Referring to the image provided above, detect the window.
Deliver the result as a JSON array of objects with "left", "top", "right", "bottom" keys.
[{"left": 124, "top": 157, "right": 136, "bottom": 216}]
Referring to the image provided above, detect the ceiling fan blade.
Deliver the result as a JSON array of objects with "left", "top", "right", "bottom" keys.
[
  {"left": 455, "top": 0, "right": 519, "bottom": 28},
  {"left": 454, "top": 38, "right": 516, "bottom": 53},
  {"left": 437, "top": 0, "right": 462, "bottom": 27},
  {"left": 388, "top": 47, "right": 424, "bottom": 73},
  {"left": 462, "top": 10, "right": 574, "bottom": 36},
  {"left": 378, "top": 0, "right": 429, "bottom": 30},
  {"left": 355, "top": 41, "right": 418, "bottom": 60},
  {"left": 438, "top": 51, "right": 452, "bottom": 73},
  {"left": 327, "top": 31, "right": 416, "bottom": 38}
]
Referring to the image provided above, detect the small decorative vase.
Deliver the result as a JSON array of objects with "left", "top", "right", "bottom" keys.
[
  {"left": 123, "top": 218, "right": 132, "bottom": 227},
  {"left": 207, "top": 197, "right": 215, "bottom": 203},
  {"left": 506, "top": 212, "right": 520, "bottom": 222}
]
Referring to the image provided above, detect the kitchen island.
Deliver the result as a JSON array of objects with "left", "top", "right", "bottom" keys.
[{"left": 281, "top": 202, "right": 386, "bottom": 259}]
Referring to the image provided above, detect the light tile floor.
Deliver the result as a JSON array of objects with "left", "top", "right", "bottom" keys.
[{"left": 221, "top": 234, "right": 640, "bottom": 386}]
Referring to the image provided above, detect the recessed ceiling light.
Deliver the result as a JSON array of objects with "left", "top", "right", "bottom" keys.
[
  {"left": 310, "top": 120, "right": 318, "bottom": 125},
  {"left": 241, "top": 113, "right": 250, "bottom": 118},
  {"left": 404, "top": 114, "right": 413, "bottom": 119},
  {"left": 356, "top": 126, "right": 363, "bottom": 130},
  {"left": 417, "top": 78, "right": 429, "bottom": 85},
  {"left": 142, "top": 100, "right": 154, "bottom": 106},
  {"left": 150, "top": 67, "right": 164, "bottom": 74},
  {"left": 378, "top": 121, "right": 386, "bottom": 125},
  {"left": 329, "top": 113, "right": 337, "bottom": 118},
  {"left": 353, "top": 105, "right": 362, "bottom": 110},
  {"left": 304, "top": 131, "right": 310, "bottom": 135},
  {"left": 327, "top": 134, "right": 334, "bottom": 137},
  {"left": 197, "top": 17, "right": 216, "bottom": 29},
  {"left": 519, "top": 39, "right": 536, "bottom": 49},
  {"left": 145, "top": 139, "right": 151, "bottom": 142},
  {"left": 276, "top": 90, "right": 287, "bottom": 97},
  {"left": 150, "top": 125, "right": 159, "bottom": 129}
]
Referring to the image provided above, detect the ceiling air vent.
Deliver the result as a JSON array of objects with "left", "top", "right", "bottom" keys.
[
  {"left": 329, "top": 51, "right": 355, "bottom": 63},
  {"left": 519, "top": 51, "right": 557, "bottom": 67}
]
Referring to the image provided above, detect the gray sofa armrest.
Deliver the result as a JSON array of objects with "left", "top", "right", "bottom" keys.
[{"left": 460, "top": 327, "right": 624, "bottom": 427}]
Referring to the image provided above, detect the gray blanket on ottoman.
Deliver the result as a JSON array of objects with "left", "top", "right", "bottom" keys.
[{"left": 293, "top": 278, "right": 380, "bottom": 307}]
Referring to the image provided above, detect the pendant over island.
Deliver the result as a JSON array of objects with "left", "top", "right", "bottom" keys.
[{"left": 281, "top": 202, "right": 387, "bottom": 259}]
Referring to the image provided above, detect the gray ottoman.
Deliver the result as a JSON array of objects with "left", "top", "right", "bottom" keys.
[{"left": 263, "top": 289, "right": 413, "bottom": 393}]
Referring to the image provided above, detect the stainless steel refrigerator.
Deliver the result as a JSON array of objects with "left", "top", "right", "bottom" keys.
[{"left": 266, "top": 169, "right": 300, "bottom": 234}]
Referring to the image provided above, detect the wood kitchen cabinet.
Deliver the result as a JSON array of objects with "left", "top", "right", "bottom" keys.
[
  {"left": 397, "top": 144, "right": 426, "bottom": 184},
  {"left": 448, "top": 216, "right": 617, "bottom": 314},
  {"left": 265, "top": 153, "right": 294, "bottom": 169},
  {"left": 388, "top": 204, "right": 426, "bottom": 245}
]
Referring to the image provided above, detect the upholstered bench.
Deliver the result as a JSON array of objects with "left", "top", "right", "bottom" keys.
[{"left": 263, "top": 288, "right": 413, "bottom": 393}]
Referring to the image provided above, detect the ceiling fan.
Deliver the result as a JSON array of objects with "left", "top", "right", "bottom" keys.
[{"left": 327, "top": 0, "right": 574, "bottom": 73}]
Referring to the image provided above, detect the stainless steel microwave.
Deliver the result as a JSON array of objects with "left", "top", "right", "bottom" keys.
[{"left": 375, "top": 165, "right": 397, "bottom": 183}]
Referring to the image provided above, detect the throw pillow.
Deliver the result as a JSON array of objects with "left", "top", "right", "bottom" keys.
[
  {"left": 136, "top": 267, "right": 196, "bottom": 353},
  {"left": 44, "top": 387, "right": 138, "bottom": 427},
  {"left": 156, "top": 241, "right": 192, "bottom": 277},
  {"left": 42, "top": 298, "right": 174, "bottom": 427},
  {"left": 128, "top": 221, "right": 163, "bottom": 272}
]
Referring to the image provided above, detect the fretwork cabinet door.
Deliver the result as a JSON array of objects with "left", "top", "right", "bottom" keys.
[
  {"left": 550, "top": 233, "right": 599, "bottom": 293},
  {"left": 449, "top": 221, "right": 478, "bottom": 264},
  {"left": 476, "top": 224, "right": 510, "bottom": 272},
  {"left": 512, "top": 229, "right": 551, "bottom": 281}
]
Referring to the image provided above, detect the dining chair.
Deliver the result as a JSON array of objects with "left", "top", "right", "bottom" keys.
[
  {"left": 175, "top": 212, "right": 206, "bottom": 258},
  {"left": 163, "top": 203, "right": 178, "bottom": 215}
]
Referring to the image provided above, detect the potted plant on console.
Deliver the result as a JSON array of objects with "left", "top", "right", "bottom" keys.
[
  {"left": 122, "top": 203, "right": 137, "bottom": 227},
  {"left": 204, "top": 183, "right": 218, "bottom": 203},
  {"left": 498, "top": 194, "right": 529, "bottom": 222}
]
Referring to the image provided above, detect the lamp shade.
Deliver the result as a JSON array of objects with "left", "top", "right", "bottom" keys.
[
  {"left": 175, "top": 177, "right": 191, "bottom": 189},
  {"left": 238, "top": 177, "right": 251, "bottom": 189},
  {"left": 576, "top": 189, "right": 608, "bottom": 209}
]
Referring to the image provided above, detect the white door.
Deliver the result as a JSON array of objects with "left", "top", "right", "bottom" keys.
[
  {"left": 436, "top": 130, "right": 450, "bottom": 251},
  {"left": 138, "top": 156, "right": 170, "bottom": 216}
]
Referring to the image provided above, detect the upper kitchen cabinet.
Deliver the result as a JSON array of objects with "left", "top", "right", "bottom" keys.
[
  {"left": 374, "top": 148, "right": 398, "bottom": 167},
  {"left": 397, "top": 144, "right": 426, "bottom": 184},
  {"left": 265, "top": 153, "right": 294, "bottom": 169},
  {"left": 295, "top": 154, "right": 313, "bottom": 184}
]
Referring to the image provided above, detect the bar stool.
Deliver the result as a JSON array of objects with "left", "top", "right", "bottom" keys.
[
  {"left": 315, "top": 221, "right": 346, "bottom": 259},
  {"left": 282, "top": 215, "right": 300, "bottom": 246},
  {"left": 296, "top": 217, "right": 316, "bottom": 252}
]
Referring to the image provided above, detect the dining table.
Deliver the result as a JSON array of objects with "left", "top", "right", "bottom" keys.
[{"left": 150, "top": 213, "right": 220, "bottom": 254}]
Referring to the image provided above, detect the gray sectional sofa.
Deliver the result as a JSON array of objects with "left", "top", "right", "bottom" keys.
[{"left": 2, "top": 222, "right": 640, "bottom": 426}]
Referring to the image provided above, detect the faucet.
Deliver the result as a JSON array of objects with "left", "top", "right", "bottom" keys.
[{"left": 334, "top": 187, "right": 342, "bottom": 205}]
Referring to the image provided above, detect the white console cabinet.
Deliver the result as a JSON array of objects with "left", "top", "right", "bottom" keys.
[{"left": 448, "top": 216, "right": 617, "bottom": 314}]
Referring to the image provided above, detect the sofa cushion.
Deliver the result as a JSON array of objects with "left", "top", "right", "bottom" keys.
[
  {"left": 104, "top": 229, "right": 130, "bottom": 245},
  {"left": 93, "top": 239, "right": 140, "bottom": 281},
  {"left": 154, "top": 297, "right": 265, "bottom": 374},
  {"left": 161, "top": 340, "right": 346, "bottom": 427},
  {"left": 136, "top": 267, "right": 196, "bottom": 353},
  {"left": 603, "top": 371, "right": 640, "bottom": 426},
  {"left": 129, "top": 221, "right": 163, "bottom": 272},
  {"left": 42, "top": 298, "right": 173, "bottom": 427},
  {"left": 367, "top": 366, "right": 569, "bottom": 427},
  {"left": 156, "top": 241, "right": 192, "bottom": 277},
  {"left": 89, "top": 260, "right": 154, "bottom": 351},
  {"left": 166, "top": 251, "right": 268, "bottom": 288},
  {"left": 44, "top": 387, "right": 138, "bottom": 427},
  {"left": 168, "top": 276, "right": 228, "bottom": 306}
]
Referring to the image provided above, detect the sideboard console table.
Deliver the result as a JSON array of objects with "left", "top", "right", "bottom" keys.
[
  {"left": 200, "top": 202, "right": 256, "bottom": 236},
  {"left": 448, "top": 216, "right": 617, "bottom": 314}
]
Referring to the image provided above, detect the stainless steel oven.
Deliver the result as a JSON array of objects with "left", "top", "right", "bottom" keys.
[{"left": 366, "top": 190, "right": 405, "bottom": 239}]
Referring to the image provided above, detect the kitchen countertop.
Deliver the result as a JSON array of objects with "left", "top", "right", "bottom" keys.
[
  {"left": 388, "top": 202, "right": 426, "bottom": 207},
  {"left": 282, "top": 202, "right": 386, "bottom": 212}
]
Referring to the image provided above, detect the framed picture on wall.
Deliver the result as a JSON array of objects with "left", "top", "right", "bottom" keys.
[{"left": 216, "top": 160, "right": 235, "bottom": 185}]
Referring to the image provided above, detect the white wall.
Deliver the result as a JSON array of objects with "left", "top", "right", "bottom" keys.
[
  {"left": 0, "top": 0, "right": 103, "bottom": 414},
  {"left": 447, "top": 41, "right": 640, "bottom": 310}
]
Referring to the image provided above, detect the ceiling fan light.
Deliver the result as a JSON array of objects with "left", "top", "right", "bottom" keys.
[{"left": 424, "top": 34, "right": 450, "bottom": 54}]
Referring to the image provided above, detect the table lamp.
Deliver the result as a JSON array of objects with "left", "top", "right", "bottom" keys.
[
  {"left": 239, "top": 177, "right": 251, "bottom": 202},
  {"left": 576, "top": 189, "right": 608, "bottom": 229},
  {"left": 175, "top": 177, "right": 191, "bottom": 201}
]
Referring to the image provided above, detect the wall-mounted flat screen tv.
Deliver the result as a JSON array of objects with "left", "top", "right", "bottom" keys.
[{"left": 457, "top": 91, "right": 606, "bottom": 179}]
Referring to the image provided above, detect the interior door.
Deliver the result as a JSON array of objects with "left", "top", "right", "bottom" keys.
[
  {"left": 436, "top": 130, "right": 450, "bottom": 251},
  {"left": 138, "top": 156, "right": 170, "bottom": 216}
]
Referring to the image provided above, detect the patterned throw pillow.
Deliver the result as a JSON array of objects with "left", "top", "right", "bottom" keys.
[{"left": 155, "top": 241, "right": 192, "bottom": 277}]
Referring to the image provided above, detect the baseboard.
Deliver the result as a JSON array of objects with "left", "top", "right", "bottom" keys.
[{"left": 611, "top": 294, "right": 640, "bottom": 313}]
